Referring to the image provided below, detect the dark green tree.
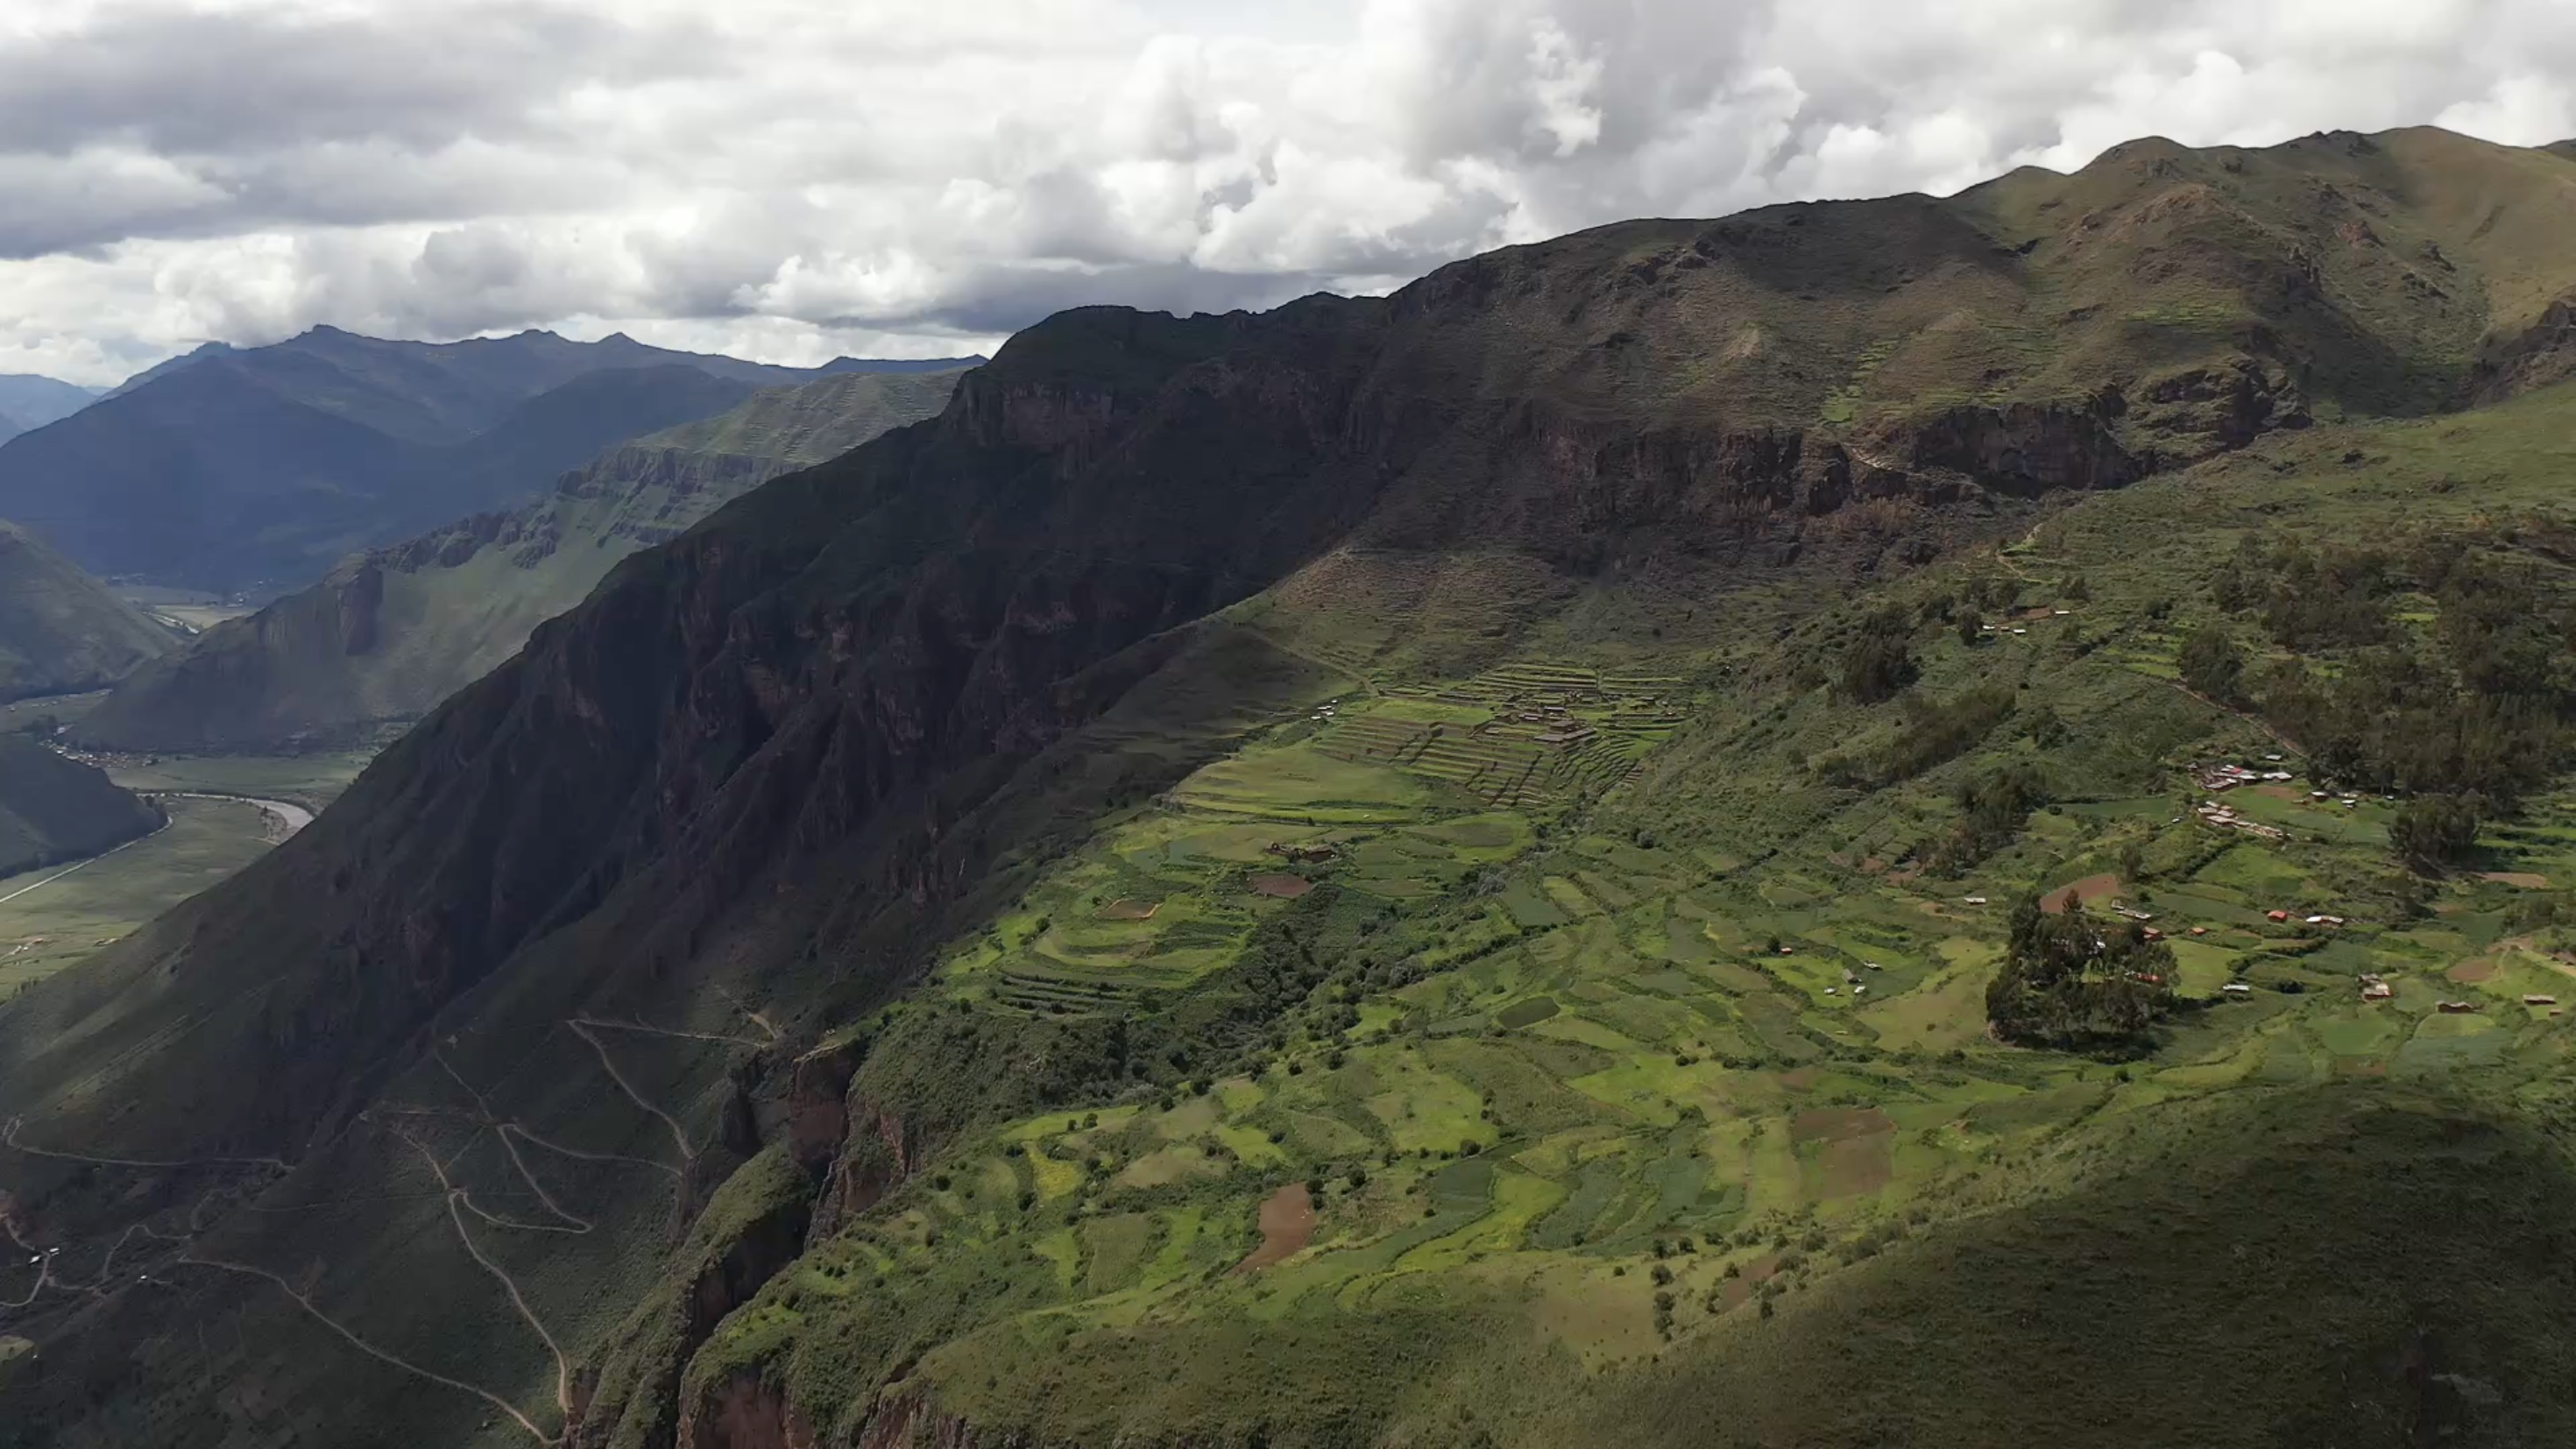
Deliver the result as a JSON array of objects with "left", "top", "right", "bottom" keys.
[
  {"left": 2177, "top": 624, "right": 2245, "bottom": 703},
  {"left": 2389, "top": 795, "right": 2481, "bottom": 873},
  {"left": 1840, "top": 609, "right": 1920, "bottom": 703}
]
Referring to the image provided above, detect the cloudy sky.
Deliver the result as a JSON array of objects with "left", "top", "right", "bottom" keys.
[{"left": 3, "top": 0, "right": 2572, "bottom": 385}]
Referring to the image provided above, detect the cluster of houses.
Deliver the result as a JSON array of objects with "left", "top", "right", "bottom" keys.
[
  {"left": 2197, "top": 760, "right": 2296, "bottom": 792},
  {"left": 2360, "top": 973, "right": 2395, "bottom": 1001},
  {"left": 2195, "top": 798, "right": 2289, "bottom": 841}
]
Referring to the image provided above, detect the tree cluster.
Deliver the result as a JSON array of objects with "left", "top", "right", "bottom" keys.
[
  {"left": 1926, "top": 763, "right": 2050, "bottom": 875},
  {"left": 2209, "top": 530, "right": 2576, "bottom": 810},
  {"left": 1985, "top": 894, "right": 2177, "bottom": 1048},
  {"left": 2388, "top": 795, "right": 2482, "bottom": 873},
  {"left": 1838, "top": 606, "right": 1921, "bottom": 704}
]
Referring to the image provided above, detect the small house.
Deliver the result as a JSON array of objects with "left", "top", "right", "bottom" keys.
[
  {"left": 2266, "top": 910, "right": 2290, "bottom": 922},
  {"left": 2189, "top": 926, "right": 2209, "bottom": 937},
  {"left": 2222, "top": 982, "right": 2253, "bottom": 995},
  {"left": 2524, "top": 994, "right": 2559, "bottom": 1007},
  {"left": 2438, "top": 1000, "right": 2479, "bottom": 1014}
]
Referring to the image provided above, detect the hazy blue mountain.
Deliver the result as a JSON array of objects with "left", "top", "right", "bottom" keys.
[
  {"left": 75, "top": 366, "right": 966, "bottom": 752},
  {"left": 0, "top": 326, "right": 987, "bottom": 592},
  {"left": 0, "top": 373, "right": 101, "bottom": 442}
]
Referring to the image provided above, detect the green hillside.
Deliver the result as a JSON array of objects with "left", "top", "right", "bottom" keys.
[
  {"left": 12, "top": 129, "right": 2576, "bottom": 1449},
  {"left": 0, "top": 519, "right": 174, "bottom": 703},
  {"left": 72, "top": 368, "right": 971, "bottom": 753},
  {"left": 0, "top": 735, "right": 162, "bottom": 880}
]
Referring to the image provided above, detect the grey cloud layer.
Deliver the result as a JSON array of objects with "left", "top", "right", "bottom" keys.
[
  {"left": 3, "top": 0, "right": 2572, "bottom": 383},
  {"left": 0, "top": 4, "right": 717, "bottom": 155}
]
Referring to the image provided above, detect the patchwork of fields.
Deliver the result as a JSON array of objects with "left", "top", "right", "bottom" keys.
[{"left": 813, "top": 631, "right": 2576, "bottom": 1424}]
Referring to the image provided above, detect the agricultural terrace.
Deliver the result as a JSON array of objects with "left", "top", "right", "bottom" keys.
[{"left": 699, "top": 390, "right": 2576, "bottom": 1437}]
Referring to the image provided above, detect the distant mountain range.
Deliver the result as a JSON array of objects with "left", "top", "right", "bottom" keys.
[
  {"left": 0, "top": 519, "right": 175, "bottom": 703},
  {"left": 0, "top": 327, "right": 985, "bottom": 592},
  {"left": 0, "top": 735, "right": 162, "bottom": 880},
  {"left": 0, "top": 374, "right": 101, "bottom": 444},
  {"left": 74, "top": 366, "right": 969, "bottom": 752}
]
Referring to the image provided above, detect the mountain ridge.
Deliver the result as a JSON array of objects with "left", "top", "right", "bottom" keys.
[
  {"left": 8, "top": 125, "right": 2576, "bottom": 1449},
  {"left": 0, "top": 375, "right": 99, "bottom": 444},
  {"left": 0, "top": 329, "right": 989, "bottom": 591},
  {"left": 73, "top": 367, "right": 970, "bottom": 753}
]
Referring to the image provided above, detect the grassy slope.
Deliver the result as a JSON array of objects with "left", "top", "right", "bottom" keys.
[
  {"left": 11, "top": 130, "right": 2576, "bottom": 1449},
  {"left": 691, "top": 378, "right": 2576, "bottom": 1446},
  {"left": 0, "top": 520, "right": 174, "bottom": 703}
]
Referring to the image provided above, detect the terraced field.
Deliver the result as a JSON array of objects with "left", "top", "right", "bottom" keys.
[
  {"left": 719, "top": 719, "right": 2576, "bottom": 1438},
  {"left": 1311, "top": 663, "right": 1685, "bottom": 808}
]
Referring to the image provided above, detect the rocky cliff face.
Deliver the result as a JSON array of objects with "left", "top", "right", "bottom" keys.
[{"left": 2467, "top": 294, "right": 2576, "bottom": 406}]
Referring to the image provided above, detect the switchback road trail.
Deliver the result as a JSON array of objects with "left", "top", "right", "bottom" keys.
[
  {"left": 393, "top": 1127, "right": 575, "bottom": 1423},
  {"left": 565, "top": 1020, "right": 693, "bottom": 1160}
]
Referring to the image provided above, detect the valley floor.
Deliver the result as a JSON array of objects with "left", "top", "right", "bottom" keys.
[{"left": 0, "top": 741, "right": 372, "bottom": 995}]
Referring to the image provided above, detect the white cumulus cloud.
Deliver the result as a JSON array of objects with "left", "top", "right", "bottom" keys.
[{"left": 0, "top": 0, "right": 2571, "bottom": 384}]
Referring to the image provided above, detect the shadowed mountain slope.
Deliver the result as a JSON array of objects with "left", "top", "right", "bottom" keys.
[
  {"left": 0, "top": 520, "right": 173, "bottom": 703},
  {"left": 0, "top": 329, "right": 984, "bottom": 592},
  {"left": 74, "top": 369, "right": 970, "bottom": 753},
  {"left": 7, "top": 128, "right": 2576, "bottom": 1449},
  {"left": 0, "top": 736, "right": 163, "bottom": 880}
]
